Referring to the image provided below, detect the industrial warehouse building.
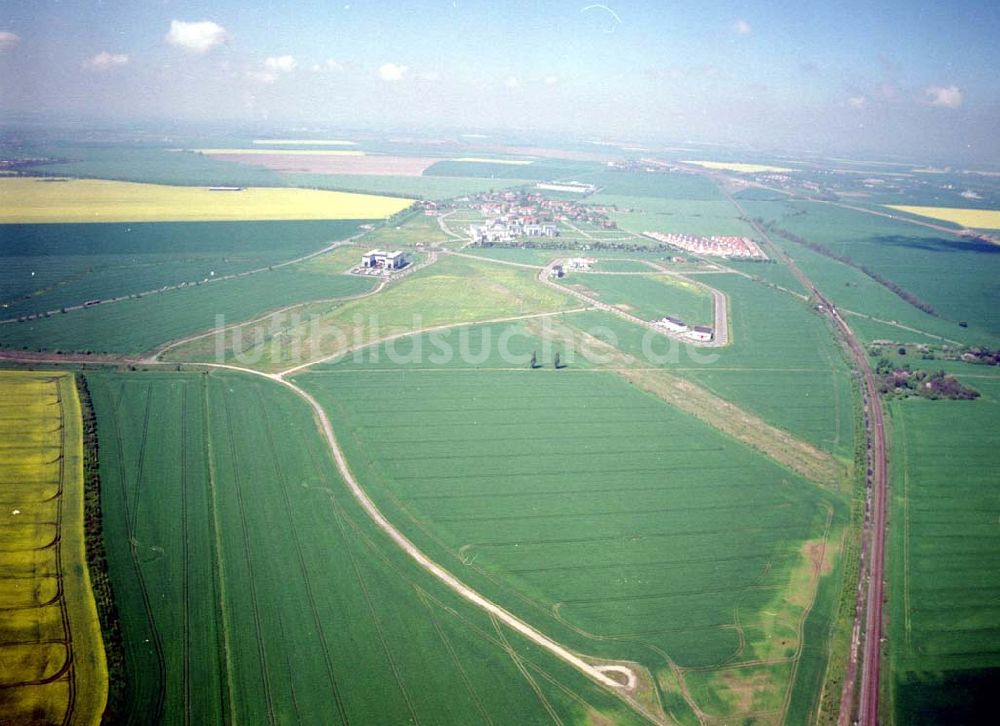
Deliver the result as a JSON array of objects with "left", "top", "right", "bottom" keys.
[{"left": 362, "top": 249, "right": 406, "bottom": 270}]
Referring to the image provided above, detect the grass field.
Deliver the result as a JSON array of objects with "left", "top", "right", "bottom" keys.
[
  {"left": 682, "top": 161, "right": 795, "bottom": 173},
  {"left": 886, "top": 374, "right": 1000, "bottom": 724},
  {"left": 86, "top": 369, "right": 650, "bottom": 725},
  {"left": 167, "top": 254, "right": 578, "bottom": 371},
  {"left": 0, "top": 219, "right": 369, "bottom": 319},
  {"left": 0, "top": 178, "right": 412, "bottom": 223},
  {"left": 563, "top": 272, "right": 714, "bottom": 325},
  {"left": 0, "top": 371, "right": 107, "bottom": 724},
  {"left": 296, "top": 365, "right": 847, "bottom": 724},
  {"left": 885, "top": 205, "right": 1000, "bottom": 229}
]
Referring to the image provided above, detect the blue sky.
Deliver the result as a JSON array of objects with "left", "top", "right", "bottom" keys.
[{"left": 1, "top": 1, "right": 998, "bottom": 161}]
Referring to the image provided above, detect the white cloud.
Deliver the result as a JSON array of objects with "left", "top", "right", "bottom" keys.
[
  {"left": 378, "top": 62, "right": 407, "bottom": 81},
  {"left": 419, "top": 71, "right": 441, "bottom": 82},
  {"left": 543, "top": 75, "right": 559, "bottom": 85},
  {"left": 0, "top": 31, "right": 20, "bottom": 52},
  {"left": 848, "top": 95, "right": 867, "bottom": 109},
  {"left": 83, "top": 51, "right": 129, "bottom": 72},
  {"left": 165, "top": 20, "right": 228, "bottom": 54},
  {"left": 311, "top": 59, "right": 343, "bottom": 73},
  {"left": 504, "top": 75, "right": 520, "bottom": 89},
  {"left": 734, "top": 19, "right": 752, "bottom": 35},
  {"left": 923, "top": 84, "right": 963, "bottom": 108},
  {"left": 247, "top": 71, "right": 277, "bottom": 85},
  {"left": 264, "top": 55, "right": 296, "bottom": 73}
]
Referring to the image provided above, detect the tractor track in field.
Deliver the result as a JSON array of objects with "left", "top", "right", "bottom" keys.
[
  {"left": 253, "top": 386, "right": 351, "bottom": 725},
  {"left": 106, "top": 381, "right": 166, "bottom": 724},
  {"left": 218, "top": 392, "right": 278, "bottom": 726},
  {"left": 53, "top": 385, "right": 76, "bottom": 726},
  {"left": 179, "top": 386, "right": 193, "bottom": 726}
]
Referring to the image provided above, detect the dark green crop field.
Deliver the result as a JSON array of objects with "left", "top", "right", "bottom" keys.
[
  {"left": 87, "top": 370, "right": 647, "bottom": 725},
  {"left": 886, "top": 373, "right": 1000, "bottom": 725},
  {"left": 297, "top": 366, "right": 847, "bottom": 723},
  {"left": 0, "top": 267, "right": 373, "bottom": 354},
  {"left": 0, "top": 220, "right": 369, "bottom": 319}
]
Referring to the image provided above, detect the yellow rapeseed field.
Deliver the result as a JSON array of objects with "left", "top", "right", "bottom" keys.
[
  {"left": 451, "top": 157, "right": 534, "bottom": 165},
  {"left": 885, "top": 205, "right": 1000, "bottom": 230},
  {"left": 682, "top": 160, "right": 794, "bottom": 173},
  {"left": 196, "top": 148, "right": 365, "bottom": 156},
  {"left": 0, "top": 371, "right": 108, "bottom": 725},
  {"left": 0, "top": 177, "right": 414, "bottom": 223}
]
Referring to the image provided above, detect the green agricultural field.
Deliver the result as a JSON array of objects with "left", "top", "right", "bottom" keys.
[
  {"left": 594, "top": 195, "right": 761, "bottom": 238},
  {"left": 886, "top": 374, "right": 1000, "bottom": 725},
  {"left": 284, "top": 173, "right": 528, "bottom": 200},
  {"left": 167, "top": 254, "right": 578, "bottom": 372},
  {"left": 295, "top": 365, "right": 848, "bottom": 724},
  {"left": 563, "top": 272, "right": 714, "bottom": 326},
  {"left": 0, "top": 220, "right": 369, "bottom": 319},
  {"left": 566, "top": 273, "right": 855, "bottom": 459},
  {"left": 25, "top": 145, "right": 290, "bottom": 187},
  {"left": 593, "top": 259, "right": 658, "bottom": 272},
  {"left": 572, "top": 170, "right": 726, "bottom": 200},
  {"left": 744, "top": 200, "right": 1000, "bottom": 344},
  {"left": 0, "top": 267, "right": 374, "bottom": 355},
  {"left": 86, "top": 369, "right": 649, "bottom": 725}
]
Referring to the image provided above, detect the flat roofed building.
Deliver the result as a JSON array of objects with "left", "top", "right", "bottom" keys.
[
  {"left": 657, "top": 316, "right": 688, "bottom": 333},
  {"left": 362, "top": 249, "right": 406, "bottom": 269},
  {"left": 686, "top": 325, "right": 714, "bottom": 342}
]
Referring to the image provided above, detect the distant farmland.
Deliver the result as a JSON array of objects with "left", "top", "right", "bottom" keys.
[
  {"left": 0, "top": 178, "right": 413, "bottom": 223},
  {"left": 0, "top": 371, "right": 106, "bottom": 724},
  {"left": 86, "top": 370, "right": 648, "bottom": 725},
  {"left": 297, "top": 366, "right": 847, "bottom": 724}
]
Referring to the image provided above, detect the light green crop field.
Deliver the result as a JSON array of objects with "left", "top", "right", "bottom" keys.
[
  {"left": 593, "top": 195, "right": 761, "bottom": 238},
  {"left": 296, "top": 366, "right": 847, "bottom": 724},
  {"left": 566, "top": 274, "right": 855, "bottom": 459},
  {"left": 86, "top": 369, "right": 648, "bottom": 725},
  {"left": 562, "top": 272, "right": 714, "bottom": 326},
  {"left": 166, "top": 254, "right": 578, "bottom": 371},
  {"left": 886, "top": 374, "right": 1000, "bottom": 725},
  {"left": 0, "top": 372, "right": 107, "bottom": 725}
]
